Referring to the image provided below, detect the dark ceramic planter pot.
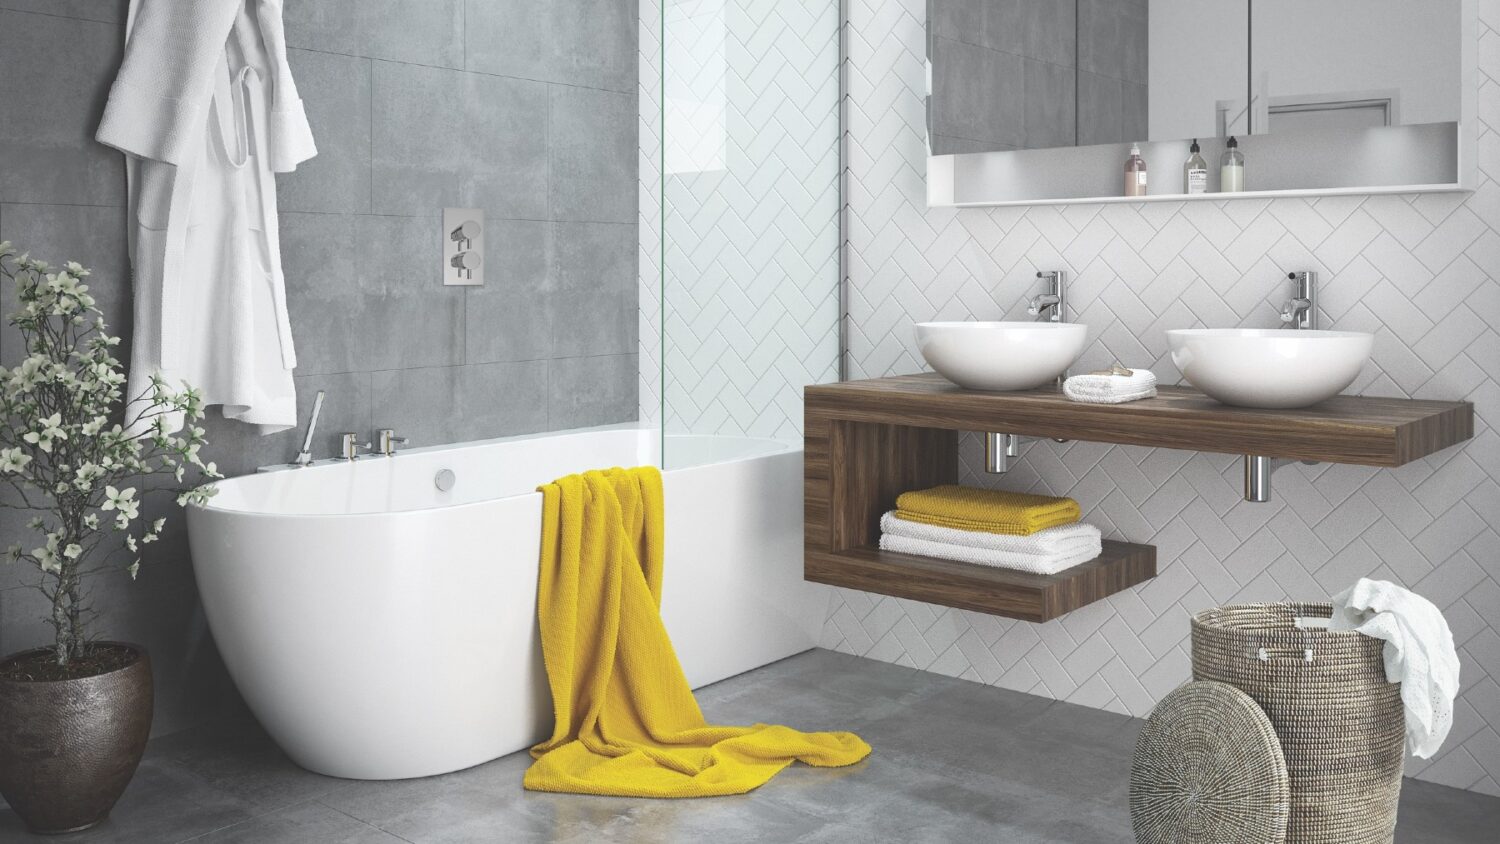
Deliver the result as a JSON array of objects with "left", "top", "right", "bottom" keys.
[{"left": 0, "top": 643, "right": 152, "bottom": 834}]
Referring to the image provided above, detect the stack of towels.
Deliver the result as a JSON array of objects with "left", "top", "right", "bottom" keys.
[
  {"left": 878, "top": 485, "right": 1102, "bottom": 575},
  {"left": 1062, "top": 365, "right": 1157, "bottom": 404}
]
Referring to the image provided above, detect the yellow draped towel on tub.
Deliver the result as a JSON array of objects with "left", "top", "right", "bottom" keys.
[{"left": 524, "top": 466, "right": 871, "bottom": 797}]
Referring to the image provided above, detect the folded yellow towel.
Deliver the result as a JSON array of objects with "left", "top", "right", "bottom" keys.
[
  {"left": 525, "top": 466, "right": 870, "bottom": 798},
  {"left": 893, "top": 485, "right": 1080, "bottom": 536}
]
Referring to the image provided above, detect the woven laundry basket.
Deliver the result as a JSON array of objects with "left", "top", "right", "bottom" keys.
[{"left": 1191, "top": 603, "right": 1405, "bottom": 844}]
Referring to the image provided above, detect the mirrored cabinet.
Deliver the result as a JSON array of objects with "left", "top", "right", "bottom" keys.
[{"left": 926, "top": 0, "right": 1478, "bottom": 206}]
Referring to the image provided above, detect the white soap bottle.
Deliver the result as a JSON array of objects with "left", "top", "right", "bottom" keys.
[{"left": 1220, "top": 136, "right": 1245, "bottom": 192}]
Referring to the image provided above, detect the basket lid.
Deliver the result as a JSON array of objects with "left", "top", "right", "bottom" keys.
[{"left": 1130, "top": 680, "right": 1290, "bottom": 844}]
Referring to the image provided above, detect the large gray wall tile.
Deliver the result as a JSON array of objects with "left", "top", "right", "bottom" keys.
[
  {"left": 549, "top": 85, "right": 637, "bottom": 222},
  {"left": 550, "top": 354, "right": 638, "bottom": 428},
  {"left": 354, "top": 215, "right": 465, "bottom": 370},
  {"left": 371, "top": 61, "right": 549, "bottom": 219},
  {"left": 466, "top": 0, "right": 637, "bottom": 94},
  {"left": 553, "top": 222, "right": 636, "bottom": 357},
  {"left": 370, "top": 361, "right": 549, "bottom": 446},
  {"left": 278, "top": 50, "right": 373, "bottom": 214},
  {"left": 281, "top": 212, "right": 463, "bottom": 375},
  {"left": 284, "top": 0, "right": 464, "bottom": 69},
  {"left": 0, "top": 11, "right": 123, "bottom": 205},
  {"left": 464, "top": 219, "right": 554, "bottom": 364}
]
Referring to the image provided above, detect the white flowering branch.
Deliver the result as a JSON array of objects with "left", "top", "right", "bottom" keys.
[{"left": 0, "top": 242, "right": 221, "bottom": 667}]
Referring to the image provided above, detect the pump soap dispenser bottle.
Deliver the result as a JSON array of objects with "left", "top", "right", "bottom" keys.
[
  {"left": 1220, "top": 136, "right": 1245, "bottom": 192},
  {"left": 1184, "top": 139, "right": 1208, "bottom": 195},
  {"left": 1125, "top": 143, "right": 1148, "bottom": 197}
]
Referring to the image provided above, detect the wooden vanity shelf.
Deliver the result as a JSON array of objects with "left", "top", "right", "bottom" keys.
[{"left": 803, "top": 373, "right": 1474, "bottom": 622}]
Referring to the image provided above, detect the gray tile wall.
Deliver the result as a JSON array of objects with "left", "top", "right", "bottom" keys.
[
  {"left": 0, "top": 0, "right": 638, "bottom": 735},
  {"left": 927, "top": 0, "right": 1149, "bottom": 154}
]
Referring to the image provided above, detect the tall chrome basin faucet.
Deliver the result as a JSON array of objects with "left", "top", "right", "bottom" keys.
[
  {"left": 1027, "top": 270, "right": 1068, "bottom": 323},
  {"left": 1280, "top": 271, "right": 1317, "bottom": 330}
]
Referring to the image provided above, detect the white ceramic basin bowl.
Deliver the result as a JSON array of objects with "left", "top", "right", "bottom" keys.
[
  {"left": 1167, "top": 328, "right": 1374, "bottom": 409},
  {"left": 915, "top": 321, "right": 1089, "bottom": 391}
]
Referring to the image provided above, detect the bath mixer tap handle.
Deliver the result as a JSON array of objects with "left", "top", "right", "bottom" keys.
[
  {"left": 377, "top": 429, "right": 409, "bottom": 457},
  {"left": 341, "top": 433, "right": 372, "bottom": 460}
]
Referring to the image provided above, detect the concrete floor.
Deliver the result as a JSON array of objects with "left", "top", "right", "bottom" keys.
[{"left": 2, "top": 649, "right": 1496, "bottom": 843}]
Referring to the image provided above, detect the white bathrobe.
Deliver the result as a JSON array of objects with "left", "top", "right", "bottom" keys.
[{"left": 98, "top": 0, "right": 315, "bottom": 433}]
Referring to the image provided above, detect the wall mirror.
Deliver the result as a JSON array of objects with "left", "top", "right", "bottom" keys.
[{"left": 927, "top": 0, "right": 1476, "bottom": 206}]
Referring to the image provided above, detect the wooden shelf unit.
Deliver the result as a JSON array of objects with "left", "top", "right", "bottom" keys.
[{"left": 803, "top": 374, "right": 1475, "bottom": 622}]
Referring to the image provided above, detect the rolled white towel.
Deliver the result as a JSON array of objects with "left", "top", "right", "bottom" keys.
[
  {"left": 878, "top": 533, "right": 1101, "bottom": 575},
  {"left": 881, "top": 511, "right": 1102, "bottom": 556},
  {"left": 1063, "top": 366, "right": 1157, "bottom": 404}
]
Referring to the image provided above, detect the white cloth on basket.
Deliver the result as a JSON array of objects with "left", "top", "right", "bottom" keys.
[{"left": 1329, "top": 578, "right": 1460, "bottom": 759}]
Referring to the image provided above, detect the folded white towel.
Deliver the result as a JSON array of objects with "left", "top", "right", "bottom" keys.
[
  {"left": 1063, "top": 366, "right": 1157, "bottom": 404},
  {"left": 880, "top": 511, "right": 1102, "bottom": 556},
  {"left": 1329, "top": 578, "right": 1460, "bottom": 759},
  {"left": 878, "top": 533, "right": 1101, "bottom": 575}
]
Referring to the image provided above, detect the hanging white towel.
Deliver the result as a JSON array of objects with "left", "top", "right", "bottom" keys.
[
  {"left": 1329, "top": 578, "right": 1460, "bottom": 759},
  {"left": 98, "top": 0, "right": 315, "bottom": 434},
  {"left": 1063, "top": 366, "right": 1157, "bottom": 404}
]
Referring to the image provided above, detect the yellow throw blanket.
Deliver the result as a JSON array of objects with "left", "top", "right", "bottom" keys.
[
  {"left": 525, "top": 467, "right": 870, "bottom": 797},
  {"left": 894, "top": 484, "right": 1080, "bottom": 536}
]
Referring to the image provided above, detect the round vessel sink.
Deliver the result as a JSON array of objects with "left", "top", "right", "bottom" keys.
[
  {"left": 915, "top": 322, "right": 1089, "bottom": 391},
  {"left": 1167, "top": 328, "right": 1374, "bottom": 409}
]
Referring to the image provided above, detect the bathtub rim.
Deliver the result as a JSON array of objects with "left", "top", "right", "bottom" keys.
[{"left": 188, "top": 422, "right": 800, "bottom": 521}]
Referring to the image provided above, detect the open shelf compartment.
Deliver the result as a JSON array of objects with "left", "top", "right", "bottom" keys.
[{"left": 803, "top": 411, "right": 1157, "bottom": 622}]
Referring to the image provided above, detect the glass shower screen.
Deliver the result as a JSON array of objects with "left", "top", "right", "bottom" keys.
[{"left": 650, "top": 0, "right": 842, "bottom": 467}]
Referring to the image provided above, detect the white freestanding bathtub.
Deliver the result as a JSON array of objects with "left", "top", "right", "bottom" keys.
[{"left": 185, "top": 425, "right": 826, "bottom": 780}]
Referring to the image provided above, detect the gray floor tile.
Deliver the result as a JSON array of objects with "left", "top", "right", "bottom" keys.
[
  {"left": 0, "top": 757, "right": 257, "bottom": 843},
  {"left": 144, "top": 716, "right": 353, "bottom": 817},
  {"left": 1, "top": 650, "right": 1496, "bottom": 843},
  {"left": 188, "top": 801, "right": 402, "bottom": 844}
]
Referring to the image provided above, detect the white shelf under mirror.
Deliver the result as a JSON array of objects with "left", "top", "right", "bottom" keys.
[{"left": 927, "top": 0, "right": 1479, "bottom": 209}]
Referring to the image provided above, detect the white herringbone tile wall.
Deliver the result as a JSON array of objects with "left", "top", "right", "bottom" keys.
[
  {"left": 643, "top": 0, "right": 842, "bottom": 439},
  {"left": 836, "top": 0, "right": 1500, "bottom": 794}
]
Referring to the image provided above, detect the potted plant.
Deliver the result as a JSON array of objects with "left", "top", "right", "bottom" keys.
[{"left": 0, "top": 242, "right": 219, "bottom": 834}]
